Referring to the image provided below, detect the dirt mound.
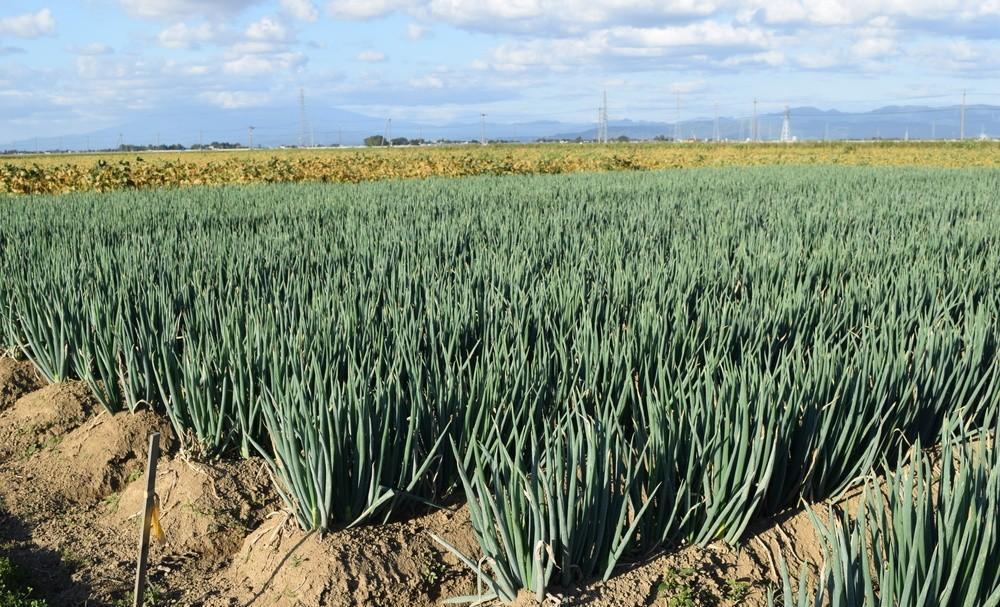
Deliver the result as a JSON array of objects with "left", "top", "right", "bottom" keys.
[
  {"left": 563, "top": 490, "right": 866, "bottom": 607},
  {"left": 0, "top": 381, "right": 95, "bottom": 462},
  {"left": 35, "top": 409, "right": 174, "bottom": 504},
  {"left": 0, "top": 358, "right": 43, "bottom": 412},
  {"left": 223, "top": 506, "right": 478, "bottom": 607},
  {"left": 110, "top": 457, "right": 278, "bottom": 570}
]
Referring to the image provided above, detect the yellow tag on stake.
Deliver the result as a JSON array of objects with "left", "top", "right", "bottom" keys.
[{"left": 150, "top": 494, "right": 166, "bottom": 544}]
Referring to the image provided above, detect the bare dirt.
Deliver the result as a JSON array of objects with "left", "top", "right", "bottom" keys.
[
  {"left": 0, "top": 357, "right": 43, "bottom": 411},
  {"left": 0, "top": 356, "right": 865, "bottom": 607}
]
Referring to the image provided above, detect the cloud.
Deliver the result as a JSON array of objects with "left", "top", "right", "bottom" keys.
[
  {"left": 745, "top": 0, "right": 1000, "bottom": 27},
  {"left": 223, "top": 52, "right": 305, "bottom": 76},
  {"left": 200, "top": 90, "right": 273, "bottom": 108},
  {"left": 408, "top": 74, "right": 444, "bottom": 88},
  {"left": 327, "top": 0, "right": 410, "bottom": 20},
  {"left": 117, "top": 0, "right": 260, "bottom": 20},
  {"left": 69, "top": 43, "right": 115, "bottom": 56},
  {"left": 406, "top": 23, "right": 428, "bottom": 39},
  {"left": 0, "top": 9, "right": 56, "bottom": 39},
  {"left": 852, "top": 36, "right": 895, "bottom": 58},
  {"left": 357, "top": 50, "right": 387, "bottom": 62},
  {"left": 158, "top": 22, "right": 219, "bottom": 49},
  {"left": 245, "top": 17, "right": 290, "bottom": 41},
  {"left": 281, "top": 0, "right": 320, "bottom": 21}
]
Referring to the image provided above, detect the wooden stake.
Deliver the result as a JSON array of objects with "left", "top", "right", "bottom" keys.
[{"left": 133, "top": 432, "right": 161, "bottom": 607}]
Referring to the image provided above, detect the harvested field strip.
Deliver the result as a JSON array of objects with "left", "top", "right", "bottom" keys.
[
  {"left": 2, "top": 141, "right": 999, "bottom": 195},
  {"left": 1, "top": 167, "right": 999, "bottom": 604}
]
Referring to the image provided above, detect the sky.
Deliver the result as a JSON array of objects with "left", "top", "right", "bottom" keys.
[{"left": 1, "top": 0, "right": 999, "bottom": 144}]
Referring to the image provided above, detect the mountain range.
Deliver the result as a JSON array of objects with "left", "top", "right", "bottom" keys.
[{"left": 3, "top": 104, "right": 998, "bottom": 152}]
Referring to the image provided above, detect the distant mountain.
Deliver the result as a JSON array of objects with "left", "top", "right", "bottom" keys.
[
  {"left": 550, "top": 105, "right": 1000, "bottom": 142},
  {"left": 3, "top": 104, "right": 998, "bottom": 152}
]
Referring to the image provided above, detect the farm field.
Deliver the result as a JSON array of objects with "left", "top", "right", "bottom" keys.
[
  {"left": 2, "top": 141, "right": 1000, "bottom": 195},
  {"left": 1, "top": 167, "right": 999, "bottom": 606}
]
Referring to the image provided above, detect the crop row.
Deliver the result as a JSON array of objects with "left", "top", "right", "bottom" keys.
[
  {"left": 2, "top": 141, "right": 999, "bottom": 195},
  {"left": 1, "top": 167, "right": 998, "bottom": 603}
]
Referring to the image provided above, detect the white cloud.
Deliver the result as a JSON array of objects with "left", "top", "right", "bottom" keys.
[
  {"left": 852, "top": 36, "right": 895, "bottom": 58},
  {"left": 0, "top": 9, "right": 56, "bottom": 39},
  {"left": 357, "top": 50, "right": 387, "bottom": 62},
  {"left": 158, "top": 22, "right": 219, "bottom": 49},
  {"left": 607, "top": 22, "right": 771, "bottom": 49},
  {"left": 223, "top": 52, "right": 305, "bottom": 76},
  {"left": 407, "top": 23, "right": 428, "bottom": 39},
  {"left": 280, "top": 0, "right": 319, "bottom": 21},
  {"left": 408, "top": 74, "right": 444, "bottom": 88},
  {"left": 327, "top": 0, "right": 410, "bottom": 19},
  {"left": 117, "top": 0, "right": 260, "bottom": 20},
  {"left": 200, "top": 90, "right": 272, "bottom": 108},
  {"left": 70, "top": 43, "right": 114, "bottom": 56},
  {"left": 246, "top": 17, "right": 290, "bottom": 41},
  {"left": 747, "top": 0, "right": 1000, "bottom": 26}
]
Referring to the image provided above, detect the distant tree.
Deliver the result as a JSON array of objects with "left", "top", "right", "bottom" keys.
[
  {"left": 616, "top": 135, "right": 631, "bottom": 142},
  {"left": 391, "top": 137, "right": 410, "bottom": 146},
  {"left": 364, "top": 135, "right": 388, "bottom": 147}
]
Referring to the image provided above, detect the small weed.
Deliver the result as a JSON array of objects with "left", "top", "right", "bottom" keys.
[
  {"left": 0, "top": 556, "right": 48, "bottom": 607},
  {"left": 112, "top": 585, "right": 158, "bottom": 607},
  {"left": 43, "top": 435, "right": 62, "bottom": 451},
  {"left": 723, "top": 579, "right": 750, "bottom": 602},
  {"left": 102, "top": 492, "right": 122, "bottom": 514}
]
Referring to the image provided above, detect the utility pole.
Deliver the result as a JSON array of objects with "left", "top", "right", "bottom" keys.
[
  {"left": 960, "top": 89, "right": 966, "bottom": 141},
  {"left": 824, "top": 123, "right": 829, "bottom": 142},
  {"left": 932, "top": 121, "right": 936, "bottom": 139},
  {"left": 480, "top": 113, "right": 487, "bottom": 145},
  {"left": 198, "top": 130, "right": 203, "bottom": 148},
  {"left": 338, "top": 128, "right": 343, "bottom": 147},
  {"left": 248, "top": 126, "right": 254, "bottom": 149},
  {"left": 118, "top": 133, "right": 124, "bottom": 149},
  {"left": 752, "top": 98, "right": 758, "bottom": 142}
]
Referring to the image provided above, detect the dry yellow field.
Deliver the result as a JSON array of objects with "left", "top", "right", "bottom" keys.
[{"left": 2, "top": 141, "right": 999, "bottom": 194}]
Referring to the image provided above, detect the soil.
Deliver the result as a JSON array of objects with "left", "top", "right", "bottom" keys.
[
  {"left": 0, "top": 381, "right": 96, "bottom": 462},
  {"left": 0, "top": 358, "right": 43, "bottom": 412},
  {"left": 0, "top": 356, "right": 868, "bottom": 607}
]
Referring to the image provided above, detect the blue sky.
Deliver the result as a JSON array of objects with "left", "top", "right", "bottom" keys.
[{"left": 1, "top": 0, "right": 999, "bottom": 143}]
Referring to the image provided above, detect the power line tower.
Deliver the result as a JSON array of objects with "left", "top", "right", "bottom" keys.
[
  {"left": 597, "top": 90, "right": 609, "bottom": 143},
  {"left": 674, "top": 93, "right": 681, "bottom": 142},
  {"left": 713, "top": 104, "right": 720, "bottom": 142},
  {"left": 779, "top": 106, "right": 792, "bottom": 142},
  {"left": 752, "top": 98, "right": 758, "bottom": 142},
  {"left": 299, "top": 87, "right": 310, "bottom": 148},
  {"left": 960, "top": 89, "right": 966, "bottom": 141},
  {"left": 480, "top": 113, "right": 487, "bottom": 145},
  {"left": 384, "top": 118, "right": 392, "bottom": 146},
  {"left": 248, "top": 126, "right": 255, "bottom": 149}
]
